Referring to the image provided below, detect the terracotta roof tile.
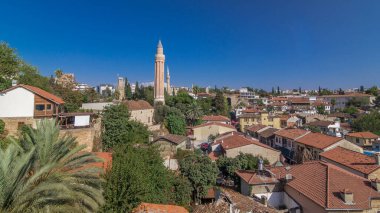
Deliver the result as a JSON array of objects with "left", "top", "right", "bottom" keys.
[
  {"left": 258, "top": 128, "right": 279, "bottom": 138},
  {"left": 269, "top": 161, "right": 380, "bottom": 210},
  {"left": 295, "top": 132, "right": 342, "bottom": 150},
  {"left": 236, "top": 170, "right": 279, "bottom": 185},
  {"left": 202, "top": 115, "right": 230, "bottom": 122},
  {"left": 132, "top": 202, "right": 188, "bottom": 213},
  {"left": 216, "top": 134, "right": 279, "bottom": 152},
  {"left": 274, "top": 128, "right": 310, "bottom": 140},
  {"left": 320, "top": 146, "right": 380, "bottom": 175},
  {"left": 153, "top": 134, "right": 188, "bottom": 145},
  {"left": 245, "top": 124, "right": 267, "bottom": 133},
  {"left": 123, "top": 100, "right": 153, "bottom": 110},
  {"left": 346, "top": 131, "right": 379, "bottom": 139}
]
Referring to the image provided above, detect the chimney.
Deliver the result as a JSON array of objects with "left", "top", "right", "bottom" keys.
[
  {"left": 340, "top": 189, "right": 354, "bottom": 204},
  {"left": 260, "top": 195, "right": 268, "bottom": 207},
  {"left": 11, "top": 79, "right": 17, "bottom": 86},
  {"left": 285, "top": 173, "right": 292, "bottom": 182},
  {"left": 221, "top": 140, "right": 224, "bottom": 144},
  {"left": 374, "top": 153, "right": 380, "bottom": 166},
  {"left": 371, "top": 179, "right": 380, "bottom": 192}
]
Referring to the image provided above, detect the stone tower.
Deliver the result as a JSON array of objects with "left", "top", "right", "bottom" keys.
[
  {"left": 117, "top": 76, "right": 125, "bottom": 101},
  {"left": 154, "top": 40, "right": 165, "bottom": 104},
  {"left": 166, "top": 67, "right": 171, "bottom": 96}
]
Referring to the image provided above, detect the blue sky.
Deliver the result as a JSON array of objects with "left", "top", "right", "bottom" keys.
[{"left": 1, "top": 0, "right": 379, "bottom": 90}]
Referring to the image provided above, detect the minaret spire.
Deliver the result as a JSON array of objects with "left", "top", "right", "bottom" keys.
[{"left": 154, "top": 40, "right": 165, "bottom": 104}]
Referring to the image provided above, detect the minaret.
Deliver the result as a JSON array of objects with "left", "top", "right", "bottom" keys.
[
  {"left": 154, "top": 40, "right": 165, "bottom": 104},
  {"left": 166, "top": 67, "right": 171, "bottom": 96},
  {"left": 117, "top": 76, "right": 125, "bottom": 101}
]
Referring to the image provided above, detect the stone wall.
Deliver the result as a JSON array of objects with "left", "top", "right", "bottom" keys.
[
  {"left": 60, "top": 127, "right": 95, "bottom": 152},
  {"left": 2, "top": 117, "right": 37, "bottom": 136}
]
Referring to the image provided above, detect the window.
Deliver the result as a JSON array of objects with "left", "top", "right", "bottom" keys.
[
  {"left": 148, "top": 117, "right": 150, "bottom": 123},
  {"left": 46, "top": 104, "right": 52, "bottom": 110},
  {"left": 356, "top": 138, "right": 360, "bottom": 144},
  {"left": 17, "top": 122, "right": 25, "bottom": 129},
  {"left": 35, "top": 104, "right": 45, "bottom": 111}
]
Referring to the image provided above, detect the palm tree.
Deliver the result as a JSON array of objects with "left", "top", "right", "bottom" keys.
[
  {"left": 186, "top": 102, "right": 203, "bottom": 126},
  {"left": 0, "top": 119, "right": 104, "bottom": 212}
]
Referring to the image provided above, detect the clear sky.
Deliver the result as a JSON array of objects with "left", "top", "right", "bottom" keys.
[{"left": 1, "top": 0, "right": 379, "bottom": 90}]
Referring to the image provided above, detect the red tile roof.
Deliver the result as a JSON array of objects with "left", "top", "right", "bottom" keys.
[
  {"left": 202, "top": 115, "right": 230, "bottom": 122},
  {"left": 191, "top": 122, "right": 236, "bottom": 130},
  {"left": 347, "top": 132, "right": 379, "bottom": 139},
  {"left": 269, "top": 161, "right": 380, "bottom": 210},
  {"left": 1, "top": 84, "right": 64, "bottom": 104},
  {"left": 307, "top": 120, "right": 334, "bottom": 127},
  {"left": 216, "top": 134, "right": 279, "bottom": 152},
  {"left": 295, "top": 132, "right": 342, "bottom": 150},
  {"left": 320, "top": 146, "right": 380, "bottom": 175},
  {"left": 123, "top": 100, "right": 153, "bottom": 110},
  {"left": 236, "top": 170, "right": 279, "bottom": 185},
  {"left": 245, "top": 124, "right": 267, "bottom": 133},
  {"left": 274, "top": 128, "right": 309, "bottom": 140},
  {"left": 132, "top": 202, "right": 188, "bottom": 213},
  {"left": 153, "top": 134, "right": 188, "bottom": 145}
]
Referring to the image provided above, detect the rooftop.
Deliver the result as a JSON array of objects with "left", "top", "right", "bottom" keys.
[
  {"left": 123, "top": 100, "right": 153, "bottom": 110},
  {"left": 215, "top": 134, "right": 279, "bottom": 152},
  {"left": 245, "top": 124, "right": 267, "bottom": 133},
  {"left": 346, "top": 131, "right": 379, "bottom": 139},
  {"left": 269, "top": 161, "right": 380, "bottom": 210},
  {"left": 153, "top": 134, "right": 188, "bottom": 145},
  {"left": 1, "top": 84, "right": 64, "bottom": 104},
  {"left": 295, "top": 132, "right": 342, "bottom": 150},
  {"left": 320, "top": 146, "right": 380, "bottom": 175},
  {"left": 258, "top": 127, "right": 279, "bottom": 138},
  {"left": 202, "top": 115, "right": 230, "bottom": 122},
  {"left": 274, "top": 128, "right": 310, "bottom": 140}
]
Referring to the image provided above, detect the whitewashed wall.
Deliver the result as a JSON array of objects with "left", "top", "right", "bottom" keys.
[
  {"left": 0, "top": 87, "right": 34, "bottom": 118},
  {"left": 74, "top": 115, "right": 90, "bottom": 127}
]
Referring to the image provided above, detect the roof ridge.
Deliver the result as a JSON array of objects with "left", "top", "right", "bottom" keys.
[{"left": 326, "top": 162, "right": 330, "bottom": 208}]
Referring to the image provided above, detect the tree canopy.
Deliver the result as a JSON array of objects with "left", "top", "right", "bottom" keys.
[
  {"left": 101, "top": 104, "right": 150, "bottom": 151},
  {"left": 102, "top": 144, "right": 191, "bottom": 212},
  {"left": 352, "top": 111, "right": 380, "bottom": 135}
]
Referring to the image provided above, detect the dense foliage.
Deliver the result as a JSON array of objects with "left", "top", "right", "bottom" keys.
[
  {"left": 101, "top": 104, "right": 150, "bottom": 151},
  {"left": 165, "top": 114, "right": 187, "bottom": 135},
  {"left": 0, "top": 119, "right": 104, "bottom": 212},
  {"left": 102, "top": 144, "right": 192, "bottom": 212},
  {"left": 216, "top": 153, "right": 269, "bottom": 180},
  {"left": 179, "top": 154, "right": 219, "bottom": 203},
  {"left": 0, "top": 119, "right": 4, "bottom": 135},
  {"left": 352, "top": 111, "right": 380, "bottom": 135}
]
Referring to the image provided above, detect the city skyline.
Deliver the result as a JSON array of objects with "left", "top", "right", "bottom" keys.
[{"left": 1, "top": 0, "right": 380, "bottom": 89}]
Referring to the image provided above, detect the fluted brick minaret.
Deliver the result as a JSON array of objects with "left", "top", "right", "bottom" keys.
[{"left": 154, "top": 40, "right": 165, "bottom": 104}]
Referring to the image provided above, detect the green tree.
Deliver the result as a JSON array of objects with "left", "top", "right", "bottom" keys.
[
  {"left": 179, "top": 154, "right": 219, "bottom": 203},
  {"left": 366, "top": 86, "right": 378, "bottom": 96},
  {"left": 216, "top": 153, "right": 268, "bottom": 180},
  {"left": 213, "top": 91, "right": 227, "bottom": 115},
  {"left": 197, "top": 97, "right": 213, "bottom": 115},
  {"left": 352, "top": 111, "right": 380, "bottom": 135},
  {"left": 343, "top": 106, "right": 358, "bottom": 115},
  {"left": 316, "top": 106, "right": 325, "bottom": 114},
  {"left": 102, "top": 144, "right": 191, "bottom": 212},
  {"left": 0, "top": 119, "right": 104, "bottom": 212},
  {"left": 125, "top": 80, "right": 133, "bottom": 100},
  {"left": 186, "top": 102, "right": 203, "bottom": 126},
  {"left": 165, "top": 114, "right": 186, "bottom": 135},
  {"left": 0, "top": 119, "right": 4, "bottom": 135},
  {"left": 101, "top": 104, "right": 150, "bottom": 151},
  {"left": 0, "top": 42, "right": 19, "bottom": 90}
]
